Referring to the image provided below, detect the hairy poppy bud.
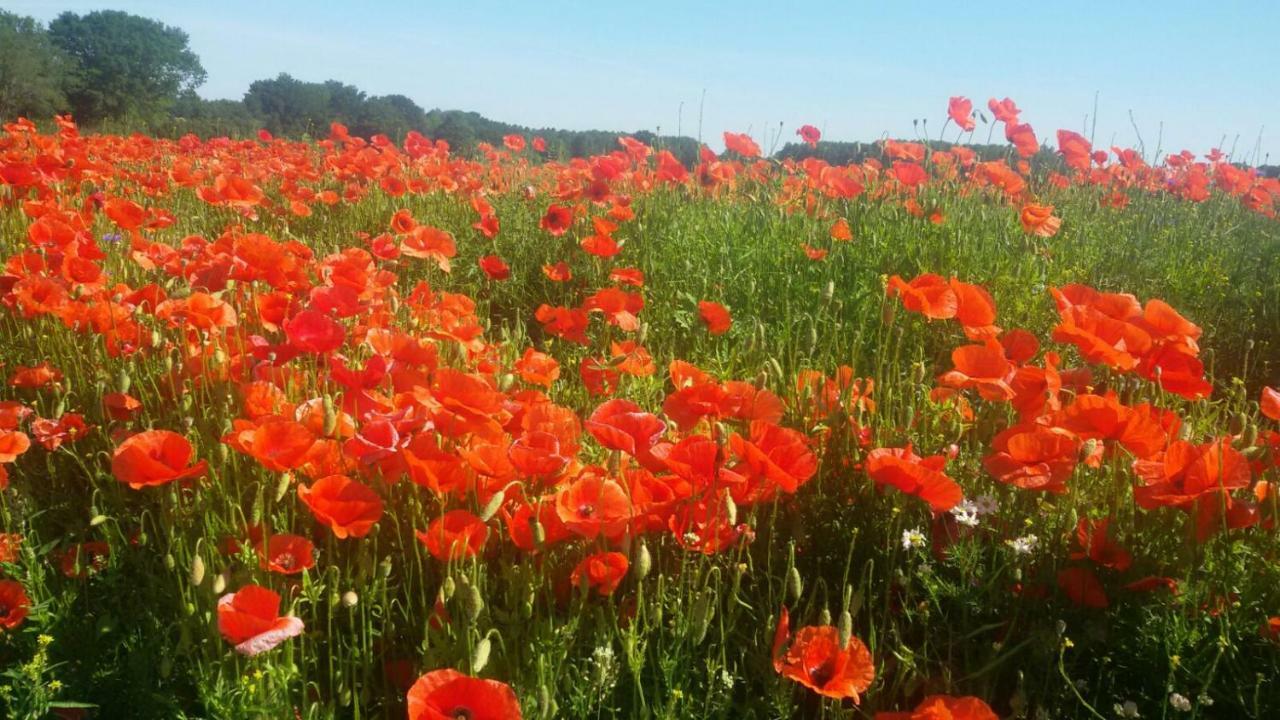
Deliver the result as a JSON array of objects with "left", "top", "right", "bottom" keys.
[
  {"left": 275, "top": 472, "right": 292, "bottom": 502},
  {"left": 189, "top": 555, "right": 206, "bottom": 587},
  {"left": 117, "top": 367, "right": 132, "bottom": 395},
  {"left": 165, "top": 553, "right": 176, "bottom": 571},
  {"left": 691, "top": 591, "right": 714, "bottom": 645},
  {"left": 463, "top": 584, "right": 484, "bottom": 622},
  {"left": 787, "top": 566, "right": 804, "bottom": 604},
  {"left": 819, "top": 606, "right": 832, "bottom": 626},
  {"left": 442, "top": 576, "right": 456, "bottom": 601},
  {"left": 838, "top": 610, "right": 853, "bottom": 646},
  {"left": 1079, "top": 438, "right": 1100, "bottom": 462},
  {"left": 480, "top": 490, "right": 505, "bottom": 522},
  {"left": 212, "top": 570, "right": 227, "bottom": 595},
  {"left": 90, "top": 514, "right": 108, "bottom": 527},
  {"left": 342, "top": 590, "right": 359, "bottom": 608},
  {"left": 323, "top": 394, "right": 338, "bottom": 437},
  {"left": 721, "top": 492, "right": 737, "bottom": 527},
  {"left": 379, "top": 556, "right": 393, "bottom": 578},
  {"left": 472, "top": 636, "right": 492, "bottom": 672},
  {"left": 634, "top": 540, "right": 652, "bottom": 580},
  {"left": 498, "top": 373, "right": 515, "bottom": 392},
  {"left": 531, "top": 518, "right": 547, "bottom": 547}
]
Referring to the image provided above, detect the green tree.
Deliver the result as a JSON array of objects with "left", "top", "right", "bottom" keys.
[
  {"left": 243, "top": 74, "right": 332, "bottom": 137},
  {"left": 47, "top": 10, "right": 205, "bottom": 123},
  {"left": 0, "top": 11, "right": 70, "bottom": 121}
]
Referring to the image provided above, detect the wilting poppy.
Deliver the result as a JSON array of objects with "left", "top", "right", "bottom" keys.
[
  {"left": 297, "top": 475, "right": 384, "bottom": 539},
  {"left": 111, "top": 430, "right": 208, "bottom": 489},
  {"left": 217, "top": 584, "right": 304, "bottom": 656},
  {"left": 0, "top": 580, "right": 30, "bottom": 630},
  {"left": 571, "top": 551, "right": 629, "bottom": 595},
  {"left": 416, "top": 510, "right": 489, "bottom": 561},
  {"left": 407, "top": 669, "right": 522, "bottom": 720},
  {"left": 1020, "top": 203, "right": 1061, "bottom": 237},
  {"left": 772, "top": 607, "right": 875, "bottom": 701}
]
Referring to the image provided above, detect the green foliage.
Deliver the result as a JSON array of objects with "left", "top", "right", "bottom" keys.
[
  {"left": 0, "top": 11, "right": 70, "bottom": 121},
  {"left": 46, "top": 9, "right": 206, "bottom": 124}
]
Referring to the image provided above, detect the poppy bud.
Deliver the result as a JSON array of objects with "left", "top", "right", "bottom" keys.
[
  {"left": 164, "top": 354, "right": 174, "bottom": 372},
  {"left": 151, "top": 329, "right": 163, "bottom": 348},
  {"left": 463, "top": 584, "right": 484, "bottom": 622},
  {"left": 379, "top": 556, "right": 393, "bottom": 578},
  {"left": 823, "top": 280, "right": 835, "bottom": 302},
  {"left": 634, "top": 540, "right": 652, "bottom": 580},
  {"left": 808, "top": 325, "right": 818, "bottom": 353},
  {"left": 165, "top": 553, "right": 176, "bottom": 571},
  {"left": 212, "top": 570, "right": 227, "bottom": 595},
  {"left": 754, "top": 370, "right": 768, "bottom": 389},
  {"left": 637, "top": 322, "right": 648, "bottom": 345},
  {"left": 838, "top": 610, "right": 853, "bottom": 647},
  {"left": 1242, "top": 445, "right": 1266, "bottom": 460},
  {"left": 819, "top": 606, "right": 832, "bottom": 626},
  {"left": 521, "top": 598, "right": 534, "bottom": 618},
  {"left": 323, "top": 395, "right": 337, "bottom": 437},
  {"left": 342, "top": 590, "right": 358, "bottom": 608},
  {"left": 769, "top": 358, "right": 784, "bottom": 384},
  {"left": 159, "top": 656, "right": 172, "bottom": 679},
  {"left": 721, "top": 492, "right": 737, "bottom": 527},
  {"left": 480, "top": 490, "right": 505, "bottom": 522},
  {"left": 787, "top": 566, "right": 804, "bottom": 604},
  {"left": 90, "top": 514, "right": 108, "bottom": 527},
  {"left": 1079, "top": 438, "right": 1100, "bottom": 462},
  {"left": 691, "top": 591, "right": 714, "bottom": 645},
  {"left": 1229, "top": 412, "right": 1248, "bottom": 435},
  {"left": 1178, "top": 423, "right": 1194, "bottom": 441},
  {"left": 442, "top": 576, "right": 456, "bottom": 600},
  {"left": 472, "top": 636, "right": 492, "bottom": 672},
  {"left": 339, "top": 686, "right": 352, "bottom": 707},
  {"left": 190, "top": 555, "right": 205, "bottom": 587},
  {"left": 912, "top": 362, "right": 927, "bottom": 385},
  {"left": 218, "top": 443, "right": 230, "bottom": 463},
  {"left": 498, "top": 373, "right": 515, "bottom": 392},
  {"left": 731, "top": 563, "right": 746, "bottom": 599},
  {"left": 274, "top": 472, "right": 292, "bottom": 502},
  {"left": 531, "top": 518, "right": 547, "bottom": 547},
  {"left": 881, "top": 300, "right": 896, "bottom": 326},
  {"left": 1242, "top": 423, "right": 1258, "bottom": 447},
  {"left": 117, "top": 367, "right": 132, "bottom": 395}
]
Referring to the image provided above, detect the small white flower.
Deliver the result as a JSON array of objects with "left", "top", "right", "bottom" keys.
[
  {"left": 1114, "top": 700, "right": 1140, "bottom": 718},
  {"left": 1006, "top": 534, "right": 1039, "bottom": 555},
  {"left": 1197, "top": 694, "right": 1213, "bottom": 707},
  {"left": 1169, "top": 693, "right": 1192, "bottom": 712},
  {"left": 901, "top": 528, "right": 927, "bottom": 551},
  {"left": 974, "top": 494, "right": 999, "bottom": 515},
  {"left": 719, "top": 670, "right": 734, "bottom": 689},
  {"left": 951, "top": 499, "right": 981, "bottom": 527}
]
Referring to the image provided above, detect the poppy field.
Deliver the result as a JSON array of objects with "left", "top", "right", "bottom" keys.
[{"left": 1, "top": 101, "right": 1279, "bottom": 719}]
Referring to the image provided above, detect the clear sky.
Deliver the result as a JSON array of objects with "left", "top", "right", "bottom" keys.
[{"left": 8, "top": 0, "right": 1278, "bottom": 162}]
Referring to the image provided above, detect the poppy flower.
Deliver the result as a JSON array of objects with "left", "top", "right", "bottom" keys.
[
  {"left": 797, "top": 124, "right": 821, "bottom": 148},
  {"left": 771, "top": 607, "right": 875, "bottom": 701},
  {"left": 416, "top": 510, "right": 489, "bottom": 561},
  {"left": 406, "top": 669, "right": 522, "bottom": 720},
  {"left": 0, "top": 429, "right": 31, "bottom": 464},
  {"left": 571, "top": 551, "right": 629, "bottom": 595},
  {"left": 217, "top": 584, "right": 304, "bottom": 656},
  {"left": 284, "top": 310, "right": 346, "bottom": 354},
  {"left": 938, "top": 338, "right": 1015, "bottom": 401},
  {"left": 502, "top": 134, "right": 526, "bottom": 152},
  {"left": 534, "top": 304, "right": 590, "bottom": 345},
  {"left": 723, "top": 132, "right": 761, "bottom": 158},
  {"left": 297, "top": 475, "right": 384, "bottom": 539},
  {"left": 988, "top": 97, "right": 1021, "bottom": 124},
  {"left": 402, "top": 226, "right": 457, "bottom": 272},
  {"left": 729, "top": 421, "right": 817, "bottom": 499},
  {"left": 875, "top": 694, "right": 998, "bottom": 720},
  {"left": 1132, "top": 438, "right": 1250, "bottom": 510},
  {"left": 258, "top": 533, "right": 316, "bottom": 574},
  {"left": 103, "top": 392, "right": 143, "bottom": 421},
  {"left": 230, "top": 418, "right": 317, "bottom": 473},
  {"left": 555, "top": 472, "right": 631, "bottom": 539},
  {"left": 540, "top": 204, "right": 573, "bottom": 236},
  {"left": 542, "top": 262, "right": 572, "bottom": 282},
  {"left": 1070, "top": 517, "right": 1131, "bottom": 571},
  {"left": 111, "top": 430, "right": 208, "bottom": 489},
  {"left": 30, "top": 413, "right": 91, "bottom": 451},
  {"left": 9, "top": 362, "right": 62, "bottom": 389},
  {"left": 1057, "top": 566, "right": 1108, "bottom": 608},
  {"left": 866, "top": 445, "right": 963, "bottom": 512},
  {"left": 698, "top": 301, "right": 732, "bottom": 335},
  {"left": 1020, "top": 203, "right": 1061, "bottom": 237},
  {"left": 0, "top": 580, "right": 30, "bottom": 630},
  {"left": 887, "top": 274, "right": 957, "bottom": 320},
  {"left": 1263, "top": 387, "right": 1280, "bottom": 421},
  {"left": 479, "top": 255, "right": 511, "bottom": 281},
  {"left": 0, "top": 533, "right": 19, "bottom": 563},
  {"left": 514, "top": 348, "right": 560, "bottom": 387},
  {"left": 586, "top": 399, "right": 666, "bottom": 460},
  {"left": 947, "top": 96, "right": 976, "bottom": 132},
  {"left": 1056, "top": 130, "right": 1093, "bottom": 172},
  {"left": 830, "top": 218, "right": 852, "bottom": 241},
  {"left": 983, "top": 422, "right": 1079, "bottom": 493}
]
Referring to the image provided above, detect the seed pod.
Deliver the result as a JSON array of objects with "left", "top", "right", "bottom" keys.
[
  {"left": 463, "top": 584, "right": 484, "bottom": 622},
  {"left": 633, "top": 540, "right": 652, "bottom": 580},
  {"left": 342, "top": 590, "right": 359, "bottom": 608},
  {"left": 480, "top": 490, "right": 505, "bottom": 522},
  {"left": 190, "top": 555, "right": 206, "bottom": 587},
  {"left": 787, "top": 566, "right": 804, "bottom": 604},
  {"left": 472, "top": 637, "right": 492, "bottom": 672},
  {"left": 838, "top": 610, "right": 853, "bottom": 647}
]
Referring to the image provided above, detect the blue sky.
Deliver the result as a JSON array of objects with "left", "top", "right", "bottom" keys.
[{"left": 9, "top": 1, "right": 1278, "bottom": 161}]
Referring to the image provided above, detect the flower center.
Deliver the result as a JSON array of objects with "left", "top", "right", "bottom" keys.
[
  {"left": 450, "top": 708, "right": 473, "bottom": 720},
  {"left": 577, "top": 503, "right": 596, "bottom": 518}
]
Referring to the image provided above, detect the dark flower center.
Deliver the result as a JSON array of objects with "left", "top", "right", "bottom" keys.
[
  {"left": 450, "top": 707, "right": 473, "bottom": 720},
  {"left": 577, "top": 503, "right": 596, "bottom": 518}
]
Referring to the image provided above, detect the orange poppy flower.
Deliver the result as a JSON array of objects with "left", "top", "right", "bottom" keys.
[
  {"left": 407, "top": 669, "right": 522, "bottom": 720},
  {"left": 217, "top": 584, "right": 304, "bottom": 656},
  {"left": 111, "top": 430, "right": 208, "bottom": 489},
  {"left": 297, "top": 475, "right": 384, "bottom": 539},
  {"left": 554, "top": 472, "right": 631, "bottom": 539},
  {"left": 887, "top": 274, "right": 957, "bottom": 320},
  {"left": 586, "top": 399, "right": 666, "bottom": 460},
  {"left": 9, "top": 362, "right": 62, "bottom": 389},
  {"left": 875, "top": 694, "right": 998, "bottom": 720},
  {"left": 723, "top": 131, "right": 761, "bottom": 158},
  {"left": 1132, "top": 438, "right": 1250, "bottom": 510},
  {"left": 866, "top": 445, "right": 963, "bottom": 512},
  {"left": 514, "top": 348, "right": 560, "bottom": 387},
  {"left": 728, "top": 421, "right": 817, "bottom": 499},
  {"left": 1056, "top": 130, "right": 1093, "bottom": 172},
  {"left": 542, "top": 262, "right": 572, "bottom": 282},
  {"left": 938, "top": 338, "right": 1015, "bottom": 401},
  {"left": 830, "top": 218, "right": 853, "bottom": 241},
  {"left": 570, "top": 551, "right": 629, "bottom": 595},
  {"left": 540, "top": 204, "right": 573, "bottom": 236},
  {"left": 416, "top": 510, "right": 489, "bottom": 561},
  {"left": 0, "top": 429, "right": 31, "bottom": 464},
  {"left": 0, "top": 580, "right": 30, "bottom": 631},
  {"left": 1263, "top": 386, "right": 1280, "bottom": 421},
  {"left": 988, "top": 97, "right": 1020, "bottom": 123},
  {"left": 771, "top": 607, "right": 875, "bottom": 701},
  {"left": 259, "top": 533, "right": 316, "bottom": 575},
  {"left": 1020, "top": 203, "right": 1061, "bottom": 237},
  {"left": 698, "top": 301, "right": 732, "bottom": 335},
  {"left": 948, "top": 96, "right": 976, "bottom": 132},
  {"left": 797, "top": 124, "right": 821, "bottom": 147},
  {"left": 402, "top": 226, "right": 457, "bottom": 272},
  {"left": 102, "top": 392, "right": 143, "bottom": 421}
]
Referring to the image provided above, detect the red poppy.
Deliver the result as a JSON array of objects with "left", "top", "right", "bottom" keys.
[
  {"left": 797, "top": 124, "right": 821, "bottom": 147},
  {"left": 729, "top": 421, "right": 817, "bottom": 499},
  {"left": 297, "top": 475, "right": 384, "bottom": 539},
  {"left": 1056, "top": 130, "right": 1093, "bottom": 172},
  {"left": 502, "top": 134, "right": 526, "bottom": 152},
  {"left": 983, "top": 422, "right": 1079, "bottom": 494},
  {"left": 698, "top": 301, "right": 732, "bottom": 335},
  {"left": 938, "top": 338, "right": 1015, "bottom": 401},
  {"left": 875, "top": 694, "right": 998, "bottom": 720},
  {"left": 948, "top": 96, "right": 976, "bottom": 132},
  {"left": 540, "top": 204, "right": 573, "bottom": 236},
  {"left": 407, "top": 669, "right": 522, "bottom": 720},
  {"left": 723, "top": 131, "right": 761, "bottom": 158},
  {"left": 830, "top": 218, "right": 852, "bottom": 241},
  {"left": 284, "top": 309, "right": 347, "bottom": 356},
  {"left": 571, "top": 551, "right": 629, "bottom": 595},
  {"left": 30, "top": 413, "right": 91, "bottom": 450},
  {"left": 0, "top": 429, "right": 31, "bottom": 464},
  {"left": 1132, "top": 438, "right": 1251, "bottom": 510},
  {"left": 9, "top": 362, "right": 62, "bottom": 389},
  {"left": 479, "top": 254, "right": 511, "bottom": 281},
  {"left": 111, "top": 430, "right": 208, "bottom": 489},
  {"left": 0, "top": 580, "right": 30, "bottom": 630},
  {"left": 59, "top": 541, "right": 109, "bottom": 578},
  {"left": 229, "top": 418, "right": 317, "bottom": 473},
  {"left": 887, "top": 274, "right": 956, "bottom": 320},
  {"left": 534, "top": 304, "right": 590, "bottom": 345},
  {"left": 542, "top": 262, "right": 572, "bottom": 282},
  {"left": 988, "top": 97, "right": 1020, "bottom": 124},
  {"left": 771, "top": 607, "right": 875, "bottom": 701},
  {"left": 217, "top": 584, "right": 304, "bottom": 656},
  {"left": 554, "top": 472, "right": 631, "bottom": 539},
  {"left": 1020, "top": 203, "right": 1061, "bottom": 237},
  {"left": 1057, "top": 566, "right": 1108, "bottom": 608},
  {"left": 866, "top": 445, "right": 962, "bottom": 511},
  {"left": 416, "top": 510, "right": 489, "bottom": 561},
  {"left": 258, "top": 533, "right": 316, "bottom": 574},
  {"left": 1070, "top": 517, "right": 1131, "bottom": 571},
  {"left": 1263, "top": 386, "right": 1280, "bottom": 421},
  {"left": 514, "top": 348, "right": 560, "bottom": 387},
  {"left": 103, "top": 392, "right": 143, "bottom": 421},
  {"left": 586, "top": 399, "right": 665, "bottom": 460},
  {"left": 402, "top": 226, "right": 457, "bottom": 272}
]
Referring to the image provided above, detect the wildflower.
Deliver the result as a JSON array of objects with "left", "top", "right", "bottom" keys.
[
  {"left": 1007, "top": 534, "right": 1039, "bottom": 556},
  {"left": 771, "top": 607, "right": 874, "bottom": 701},
  {"left": 902, "top": 528, "right": 927, "bottom": 551},
  {"left": 217, "top": 584, "right": 304, "bottom": 656},
  {"left": 950, "top": 499, "right": 980, "bottom": 527},
  {"left": 1114, "top": 700, "right": 1140, "bottom": 717},
  {"left": 111, "top": 430, "right": 208, "bottom": 489},
  {"left": 973, "top": 494, "right": 998, "bottom": 515},
  {"left": 1169, "top": 693, "right": 1192, "bottom": 712},
  {"left": 407, "top": 669, "right": 522, "bottom": 720},
  {"left": 0, "top": 580, "right": 30, "bottom": 630}
]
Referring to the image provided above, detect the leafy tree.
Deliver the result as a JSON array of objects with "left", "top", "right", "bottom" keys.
[
  {"left": 47, "top": 10, "right": 205, "bottom": 123},
  {"left": 243, "top": 74, "right": 332, "bottom": 137},
  {"left": 0, "top": 11, "right": 70, "bottom": 120}
]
